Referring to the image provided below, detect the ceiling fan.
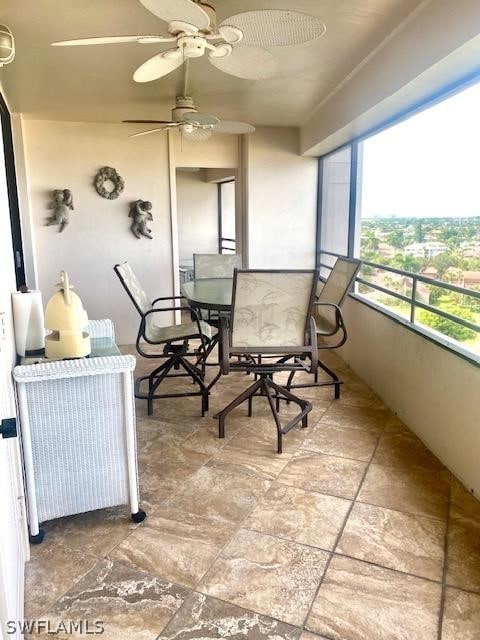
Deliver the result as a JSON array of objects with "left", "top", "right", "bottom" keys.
[
  {"left": 51, "top": 0, "right": 326, "bottom": 82},
  {"left": 124, "top": 94, "right": 255, "bottom": 141}
]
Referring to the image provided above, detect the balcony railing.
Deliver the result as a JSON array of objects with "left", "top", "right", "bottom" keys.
[
  {"left": 220, "top": 237, "right": 236, "bottom": 254},
  {"left": 319, "top": 250, "right": 480, "bottom": 362}
]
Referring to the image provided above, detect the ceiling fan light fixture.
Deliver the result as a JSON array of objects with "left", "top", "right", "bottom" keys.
[{"left": 0, "top": 24, "right": 15, "bottom": 66}]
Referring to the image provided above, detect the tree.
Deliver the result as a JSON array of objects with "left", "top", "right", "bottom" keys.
[
  {"left": 392, "top": 253, "right": 422, "bottom": 273},
  {"left": 418, "top": 304, "right": 477, "bottom": 341},
  {"left": 386, "top": 229, "right": 406, "bottom": 249},
  {"left": 414, "top": 220, "right": 425, "bottom": 243}
]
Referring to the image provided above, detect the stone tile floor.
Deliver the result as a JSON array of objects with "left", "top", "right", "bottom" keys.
[{"left": 25, "top": 348, "right": 480, "bottom": 639}]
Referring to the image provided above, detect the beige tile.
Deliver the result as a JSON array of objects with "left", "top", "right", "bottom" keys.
[
  {"left": 199, "top": 529, "right": 329, "bottom": 626},
  {"left": 447, "top": 522, "right": 480, "bottom": 593},
  {"left": 41, "top": 506, "right": 140, "bottom": 558},
  {"left": 373, "top": 429, "right": 446, "bottom": 472},
  {"left": 245, "top": 483, "right": 351, "bottom": 550},
  {"left": 358, "top": 463, "right": 449, "bottom": 521},
  {"left": 139, "top": 444, "right": 209, "bottom": 512},
  {"left": 168, "top": 465, "right": 270, "bottom": 524},
  {"left": 339, "top": 382, "right": 385, "bottom": 409},
  {"left": 210, "top": 428, "right": 294, "bottom": 480},
  {"left": 182, "top": 421, "right": 236, "bottom": 455},
  {"left": 278, "top": 450, "right": 367, "bottom": 500},
  {"left": 307, "top": 555, "right": 441, "bottom": 640},
  {"left": 449, "top": 479, "right": 480, "bottom": 528},
  {"left": 136, "top": 417, "right": 197, "bottom": 451},
  {"left": 159, "top": 592, "right": 302, "bottom": 640},
  {"left": 319, "top": 404, "right": 388, "bottom": 433},
  {"left": 25, "top": 542, "right": 97, "bottom": 618},
  {"left": 442, "top": 587, "right": 480, "bottom": 640},
  {"left": 337, "top": 502, "right": 445, "bottom": 581},
  {"left": 110, "top": 506, "right": 236, "bottom": 588},
  {"left": 302, "top": 423, "right": 378, "bottom": 462},
  {"left": 39, "top": 559, "right": 189, "bottom": 640},
  {"left": 300, "top": 633, "right": 329, "bottom": 640}
]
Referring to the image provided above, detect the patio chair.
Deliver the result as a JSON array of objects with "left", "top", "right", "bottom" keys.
[
  {"left": 193, "top": 253, "right": 242, "bottom": 279},
  {"left": 214, "top": 269, "right": 319, "bottom": 453},
  {"left": 284, "top": 256, "right": 361, "bottom": 398},
  {"left": 114, "top": 262, "right": 212, "bottom": 416},
  {"left": 193, "top": 253, "right": 243, "bottom": 361}
]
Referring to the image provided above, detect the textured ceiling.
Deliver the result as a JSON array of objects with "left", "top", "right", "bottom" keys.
[{"left": 1, "top": 0, "right": 424, "bottom": 126}]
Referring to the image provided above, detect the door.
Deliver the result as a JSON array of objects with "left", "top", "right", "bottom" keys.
[{"left": 0, "top": 96, "right": 28, "bottom": 639}]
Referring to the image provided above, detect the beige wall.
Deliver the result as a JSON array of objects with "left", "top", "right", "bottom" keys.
[
  {"left": 301, "top": 0, "right": 480, "bottom": 156},
  {"left": 176, "top": 170, "right": 218, "bottom": 266},
  {"left": 340, "top": 297, "right": 480, "bottom": 496},
  {"left": 246, "top": 127, "right": 317, "bottom": 269},
  {"left": 21, "top": 120, "right": 173, "bottom": 345}
]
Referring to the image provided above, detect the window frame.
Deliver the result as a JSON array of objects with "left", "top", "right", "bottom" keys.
[{"left": 315, "top": 71, "right": 480, "bottom": 367}]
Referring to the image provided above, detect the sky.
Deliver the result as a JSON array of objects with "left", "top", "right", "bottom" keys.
[{"left": 360, "top": 80, "right": 480, "bottom": 219}]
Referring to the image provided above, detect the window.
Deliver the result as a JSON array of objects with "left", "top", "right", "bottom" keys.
[
  {"left": 318, "top": 78, "right": 480, "bottom": 360},
  {"left": 218, "top": 180, "right": 236, "bottom": 254},
  {"left": 318, "top": 147, "right": 352, "bottom": 276}
]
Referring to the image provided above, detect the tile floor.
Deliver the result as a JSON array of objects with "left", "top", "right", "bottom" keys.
[{"left": 25, "top": 348, "right": 480, "bottom": 639}]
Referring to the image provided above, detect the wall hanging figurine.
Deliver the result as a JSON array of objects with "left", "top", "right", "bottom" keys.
[
  {"left": 94, "top": 166, "right": 125, "bottom": 200},
  {"left": 45, "top": 189, "right": 74, "bottom": 232},
  {"left": 129, "top": 200, "right": 153, "bottom": 239}
]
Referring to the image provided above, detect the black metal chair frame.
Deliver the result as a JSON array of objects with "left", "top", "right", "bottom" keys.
[
  {"left": 214, "top": 269, "right": 319, "bottom": 453},
  {"left": 114, "top": 265, "right": 211, "bottom": 416}
]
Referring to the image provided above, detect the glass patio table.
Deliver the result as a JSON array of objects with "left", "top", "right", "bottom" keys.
[
  {"left": 181, "top": 278, "right": 233, "bottom": 313},
  {"left": 181, "top": 278, "right": 233, "bottom": 390}
]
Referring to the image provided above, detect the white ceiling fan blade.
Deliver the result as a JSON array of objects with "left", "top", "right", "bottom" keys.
[
  {"left": 130, "top": 125, "right": 178, "bottom": 138},
  {"left": 183, "top": 112, "right": 219, "bottom": 126},
  {"left": 213, "top": 120, "right": 255, "bottom": 135},
  {"left": 209, "top": 45, "right": 278, "bottom": 80},
  {"left": 182, "top": 128, "right": 213, "bottom": 141},
  {"left": 134, "top": 49, "right": 184, "bottom": 82},
  {"left": 138, "top": 0, "right": 210, "bottom": 30},
  {"left": 52, "top": 35, "right": 174, "bottom": 47},
  {"left": 123, "top": 120, "right": 174, "bottom": 124},
  {"left": 220, "top": 11, "right": 326, "bottom": 47}
]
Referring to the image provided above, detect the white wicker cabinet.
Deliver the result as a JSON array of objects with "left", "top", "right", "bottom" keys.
[{"left": 13, "top": 319, "right": 145, "bottom": 543}]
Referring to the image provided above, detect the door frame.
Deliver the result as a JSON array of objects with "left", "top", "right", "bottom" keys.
[{"left": 0, "top": 92, "right": 25, "bottom": 289}]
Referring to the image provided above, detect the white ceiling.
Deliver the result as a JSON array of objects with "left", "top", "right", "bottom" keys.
[{"left": 1, "top": 0, "right": 424, "bottom": 126}]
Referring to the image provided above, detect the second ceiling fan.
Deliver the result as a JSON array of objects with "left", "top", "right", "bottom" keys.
[{"left": 52, "top": 0, "right": 326, "bottom": 82}]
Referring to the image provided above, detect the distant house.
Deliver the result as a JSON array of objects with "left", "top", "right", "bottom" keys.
[
  {"left": 378, "top": 242, "right": 396, "bottom": 257},
  {"left": 463, "top": 271, "right": 480, "bottom": 288},
  {"left": 404, "top": 242, "right": 448, "bottom": 258},
  {"left": 420, "top": 266, "right": 439, "bottom": 280}
]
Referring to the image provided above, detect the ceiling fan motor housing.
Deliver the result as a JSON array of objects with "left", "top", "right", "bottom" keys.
[{"left": 172, "top": 95, "right": 197, "bottom": 122}]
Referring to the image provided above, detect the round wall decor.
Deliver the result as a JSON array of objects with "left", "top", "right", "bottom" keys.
[{"left": 94, "top": 166, "right": 125, "bottom": 200}]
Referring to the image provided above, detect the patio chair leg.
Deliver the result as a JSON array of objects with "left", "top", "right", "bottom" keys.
[
  {"left": 263, "top": 379, "right": 284, "bottom": 454},
  {"left": 215, "top": 377, "right": 264, "bottom": 439}
]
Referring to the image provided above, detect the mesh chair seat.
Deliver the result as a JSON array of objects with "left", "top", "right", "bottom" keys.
[{"left": 145, "top": 320, "right": 213, "bottom": 343}]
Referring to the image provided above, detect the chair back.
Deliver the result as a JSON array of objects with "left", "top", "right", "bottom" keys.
[
  {"left": 230, "top": 270, "right": 318, "bottom": 349},
  {"left": 114, "top": 262, "right": 151, "bottom": 316},
  {"left": 315, "top": 257, "right": 361, "bottom": 331},
  {"left": 194, "top": 253, "right": 242, "bottom": 279}
]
